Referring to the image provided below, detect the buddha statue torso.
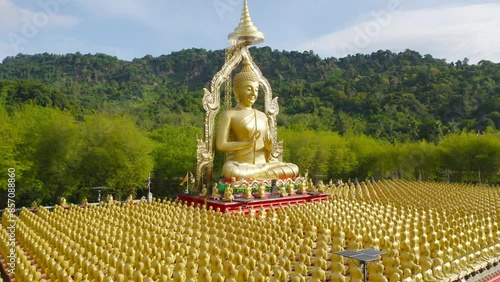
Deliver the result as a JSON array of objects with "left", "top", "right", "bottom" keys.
[
  {"left": 224, "top": 107, "right": 269, "bottom": 164},
  {"left": 216, "top": 60, "right": 298, "bottom": 180}
]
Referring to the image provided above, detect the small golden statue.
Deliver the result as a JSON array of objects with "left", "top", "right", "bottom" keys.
[
  {"left": 297, "top": 181, "right": 308, "bottom": 194},
  {"left": 200, "top": 184, "right": 207, "bottom": 197},
  {"left": 287, "top": 184, "right": 296, "bottom": 196},
  {"left": 223, "top": 184, "right": 234, "bottom": 202},
  {"left": 60, "top": 197, "right": 69, "bottom": 208},
  {"left": 31, "top": 201, "right": 39, "bottom": 211},
  {"left": 126, "top": 195, "right": 134, "bottom": 204},
  {"left": 248, "top": 206, "right": 256, "bottom": 219},
  {"left": 258, "top": 205, "right": 267, "bottom": 220},
  {"left": 81, "top": 197, "right": 89, "bottom": 207},
  {"left": 308, "top": 179, "right": 316, "bottom": 192},
  {"left": 190, "top": 175, "right": 195, "bottom": 189},
  {"left": 237, "top": 207, "right": 245, "bottom": 217},
  {"left": 243, "top": 184, "right": 254, "bottom": 200},
  {"left": 211, "top": 183, "right": 220, "bottom": 198},
  {"left": 107, "top": 194, "right": 114, "bottom": 204},
  {"left": 317, "top": 180, "right": 325, "bottom": 193},
  {"left": 256, "top": 183, "right": 267, "bottom": 199},
  {"left": 279, "top": 186, "right": 288, "bottom": 197}
]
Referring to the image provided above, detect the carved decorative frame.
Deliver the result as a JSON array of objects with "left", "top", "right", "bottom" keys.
[{"left": 195, "top": 46, "right": 283, "bottom": 191}]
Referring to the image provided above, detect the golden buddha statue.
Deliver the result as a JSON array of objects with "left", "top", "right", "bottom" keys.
[
  {"left": 60, "top": 197, "right": 71, "bottom": 208},
  {"left": 31, "top": 201, "right": 39, "bottom": 210},
  {"left": 200, "top": 184, "right": 207, "bottom": 197},
  {"left": 243, "top": 184, "right": 254, "bottom": 200},
  {"left": 81, "top": 197, "right": 89, "bottom": 207},
  {"left": 223, "top": 184, "right": 234, "bottom": 202},
  {"left": 216, "top": 60, "right": 299, "bottom": 180},
  {"left": 279, "top": 186, "right": 288, "bottom": 197},
  {"left": 211, "top": 183, "right": 220, "bottom": 198},
  {"left": 256, "top": 183, "right": 267, "bottom": 199}
]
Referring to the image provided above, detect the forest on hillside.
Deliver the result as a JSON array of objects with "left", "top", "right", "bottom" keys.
[
  {"left": 1, "top": 47, "right": 498, "bottom": 142},
  {"left": 0, "top": 48, "right": 499, "bottom": 207}
]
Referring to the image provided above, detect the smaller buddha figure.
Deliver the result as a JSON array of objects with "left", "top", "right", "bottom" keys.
[
  {"left": 107, "top": 194, "right": 114, "bottom": 204},
  {"left": 248, "top": 206, "right": 256, "bottom": 219},
  {"left": 190, "top": 176, "right": 195, "bottom": 188},
  {"left": 211, "top": 183, "right": 220, "bottom": 198},
  {"left": 297, "top": 181, "right": 308, "bottom": 194},
  {"left": 368, "top": 262, "right": 388, "bottom": 282},
  {"left": 258, "top": 205, "right": 267, "bottom": 220},
  {"left": 60, "top": 197, "right": 69, "bottom": 208},
  {"left": 287, "top": 184, "right": 296, "bottom": 196},
  {"left": 349, "top": 264, "right": 364, "bottom": 282},
  {"left": 307, "top": 179, "right": 315, "bottom": 191},
  {"left": 81, "top": 197, "right": 88, "bottom": 207},
  {"left": 126, "top": 195, "right": 134, "bottom": 204},
  {"left": 279, "top": 186, "right": 288, "bottom": 197},
  {"left": 330, "top": 261, "right": 347, "bottom": 282},
  {"left": 31, "top": 201, "right": 39, "bottom": 211},
  {"left": 243, "top": 185, "right": 254, "bottom": 199},
  {"left": 200, "top": 184, "right": 207, "bottom": 197},
  {"left": 223, "top": 184, "right": 234, "bottom": 202},
  {"left": 293, "top": 261, "right": 308, "bottom": 277},
  {"left": 237, "top": 207, "right": 245, "bottom": 217},
  {"left": 236, "top": 262, "right": 250, "bottom": 281},
  {"left": 256, "top": 183, "right": 267, "bottom": 199},
  {"left": 317, "top": 180, "right": 325, "bottom": 192},
  {"left": 310, "top": 267, "right": 326, "bottom": 282}
]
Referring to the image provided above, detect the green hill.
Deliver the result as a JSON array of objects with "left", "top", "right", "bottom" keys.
[{"left": 1, "top": 47, "right": 498, "bottom": 142}]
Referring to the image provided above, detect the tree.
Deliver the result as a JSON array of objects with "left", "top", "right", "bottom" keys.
[
  {"left": 149, "top": 125, "right": 202, "bottom": 197},
  {"left": 396, "top": 141, "right": 438, "bottom": 180},
  {"left": 9, "top": 104, "right": 81, "bottom": 207},
  {"left": 0, "top": 104, "right": 19, "bottom": 194},
  {"left": 78, "top": 113, "right": 154, "bottom": 200},
  {"left": 438, "top": 132, "right": 500, "bottom": 183}
]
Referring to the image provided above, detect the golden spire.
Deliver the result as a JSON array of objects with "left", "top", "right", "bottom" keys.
[{"left": 228, "top": 0, "right": 265, "bottom": 46}]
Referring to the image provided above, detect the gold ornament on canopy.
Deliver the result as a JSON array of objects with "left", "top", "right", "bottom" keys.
[{"left": 228, "top": 0, "right": 265, "bottom": 46}]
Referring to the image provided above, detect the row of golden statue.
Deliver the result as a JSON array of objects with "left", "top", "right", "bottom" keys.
[
  {"left": 199, "top": 175, "right": 323, "bottom": 202},
  {"left": 1, "top": 179, "right": 499, "bottom": 281}
]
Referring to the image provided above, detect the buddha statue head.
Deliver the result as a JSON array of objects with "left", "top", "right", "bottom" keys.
[{"left": 233, "top": 60, "right": 259, "bottom": 107}]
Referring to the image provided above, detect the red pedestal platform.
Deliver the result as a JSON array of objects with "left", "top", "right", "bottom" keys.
[{"left": 177, "top": 192, "right": 329, "bottom": 214}]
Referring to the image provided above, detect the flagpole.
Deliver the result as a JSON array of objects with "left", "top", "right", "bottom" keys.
[{"left": 147, "top": 173, "right": 152, "bottom": 203}]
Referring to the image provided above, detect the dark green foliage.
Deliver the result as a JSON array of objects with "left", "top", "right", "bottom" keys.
[{"left": 2, "top": 48, "right": 498, "bottom": 141}]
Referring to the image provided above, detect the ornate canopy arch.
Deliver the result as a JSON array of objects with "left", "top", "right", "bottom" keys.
[{"left": 195, "top": 46, "right": 283, "bottom": 191}]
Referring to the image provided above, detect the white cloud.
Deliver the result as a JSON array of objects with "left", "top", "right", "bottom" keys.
[
  {"left": 0, "top": 0, "right": 78, "bottom": 32},
  {"left": 296, "top": 3, "right": 500, "bottom": 63},
  {"left": 0, "top": 0, "right": 79, "bottom": 58},
  {"left": 77, "top": 0, "right": 148, "bottom": 20},
  {"left": 0, "top": 42, "right": 14, "bottom": 61},
  {"left": 52, "top": 36, "right": 136, "bottom": 60},
  {"left": 76, "top": 0, "right": 167, "bottom": 29}
]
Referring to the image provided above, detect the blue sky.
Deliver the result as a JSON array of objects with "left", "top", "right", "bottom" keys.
[{"left": 1, "top": 0, "right": 499, "bottom": 64}]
